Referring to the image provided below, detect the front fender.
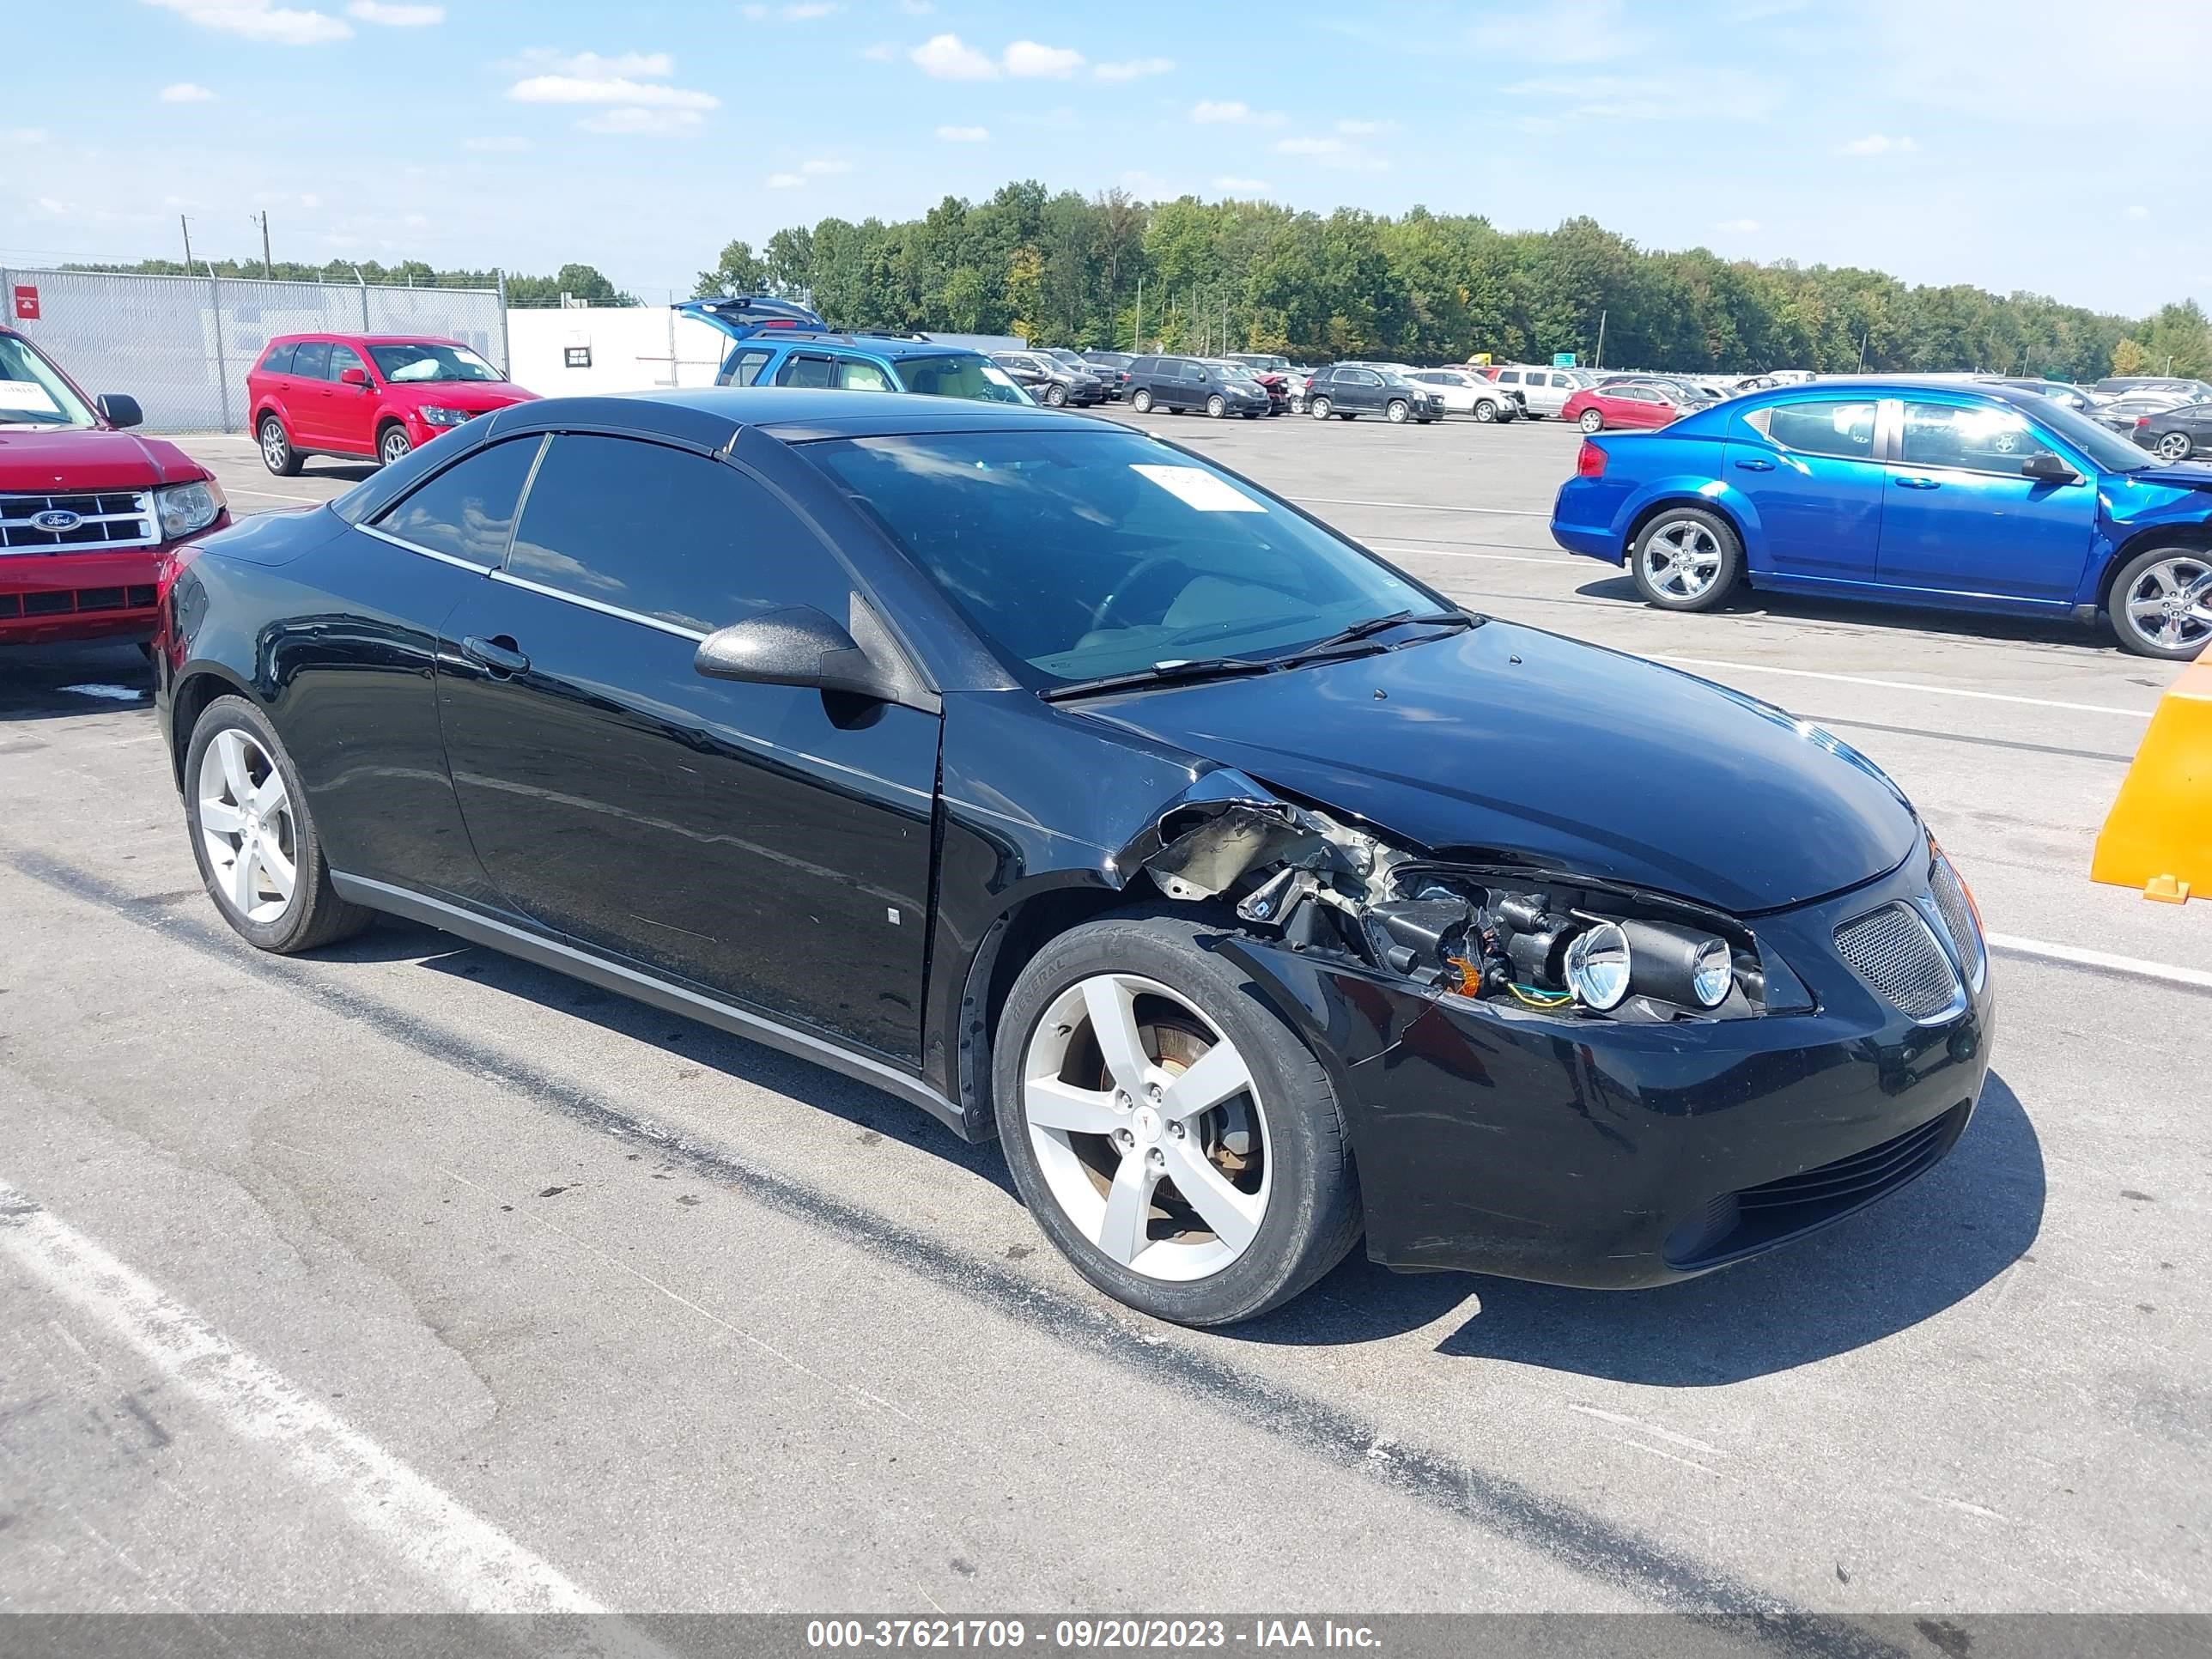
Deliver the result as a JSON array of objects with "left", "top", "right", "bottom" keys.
[{"left": 2089, "top": 474, "right": 2212, "bottom": 604}]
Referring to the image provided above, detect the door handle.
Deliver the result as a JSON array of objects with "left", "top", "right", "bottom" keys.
[
  {"left": 1893, "top": 476, "right": 1942, "bottom": 489},
  {"left": 1733, "top": 458, "right": 1775, "bottom": 471},
  {"left": 462, "top": 635, "right": 530, "bottom": 677}
]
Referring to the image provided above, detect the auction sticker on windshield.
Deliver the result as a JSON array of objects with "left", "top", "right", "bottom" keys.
[
  {"left": 0, "top": 379, "right": 60, "bottom": 414},
  {"left": 1130, "top": 463, "right": 1266, "bottom": 513}
]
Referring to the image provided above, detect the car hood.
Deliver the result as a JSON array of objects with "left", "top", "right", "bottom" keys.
[
  {"left": 389, "top": 383, "right": 535, "bottom": 412},
  {"left": 0, "top": 426, "right": 207, "bottom": 491},
  {"left": 1074, "top": 620, "right": 1922, "bottom": 915},
  {"left": 2124, "top": 464, "right": 2212, "bottom": 492}
]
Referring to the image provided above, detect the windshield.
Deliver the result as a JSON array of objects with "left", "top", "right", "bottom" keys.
[
  {"left": 896, "top": 353, "right": 1030, "bottom": 404},
  {"left": 0, "top": 334, "right": 97, "bottom": 428},
  {"left": 368, "top": 342, "right": 503, "bottom": 385},
  {"left": 2029, "top": 396, "right": 2154, "bottom": 471},
  {"left": 1376, "top": 371, "right": 1414, "bottom": 387},
  {"left": 803, "top": 428, "right": 1437, "bottom": 687},
  {"left": 1215, "top": 363, "right": 1258, "bottom": 380}
]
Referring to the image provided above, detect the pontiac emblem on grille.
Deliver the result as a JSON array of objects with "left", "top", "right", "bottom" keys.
[{"left": 31, "top": 508, "right": 82, "bottom": 532}]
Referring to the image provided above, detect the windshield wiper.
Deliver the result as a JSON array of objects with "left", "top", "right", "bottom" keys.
[
  {"left": 1041, "top": 657, "right": 1276, "bottom": 702},
  {"left": 1273, "top": 609, "right": 1475, "bottom": 667}
]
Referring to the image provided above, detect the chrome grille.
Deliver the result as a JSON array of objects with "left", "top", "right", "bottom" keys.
[
  {"left": 0, "top": 491, "right": 157, "bottom": 553},
  {"left": 1834, "top": 903, "right": 1962, "bottom": 1021},
  {"left": 1928, "top": 853, "right": 1985, "bottom": 989}
]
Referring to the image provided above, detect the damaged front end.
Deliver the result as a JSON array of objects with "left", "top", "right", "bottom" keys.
[{"left": 1123, "top": 769, "right": 1811, "bottom": 1026}]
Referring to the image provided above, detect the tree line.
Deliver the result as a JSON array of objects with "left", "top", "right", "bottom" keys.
[
  {"left": 60, "top": 258, "right": 638, "bottom": 308},
  {"left": 696, "top": 181, "right": 2209, "bottom": 380}
]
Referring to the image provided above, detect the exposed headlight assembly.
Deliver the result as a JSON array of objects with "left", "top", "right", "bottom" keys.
[{"left": 155, "top": 478, "right": 225, "bottom": 540}]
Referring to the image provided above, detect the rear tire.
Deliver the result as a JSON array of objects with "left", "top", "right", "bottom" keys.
[
  {"left": 2154, "top": 430, "right": 2193, "bottom": 464},
  {"left": 1131, "top": 388, "right": 1154, "bottom": 413},
  {"left": 994, "top": 912, "right": 1361, "bottom": 1327},
  {"left": 1309, "top": 397, "right": 1333, "bottom": 420},
  {"left": 2108, "top": 545, "right": 2212, "bottom": 659},
  {"left": 1631, "top": 507, "right": 1742, "bottom": 613},
  {"left": 1579, "top": 408, "right": 1605, "bottom": 433},
  {"left": 184, "top": 696, "right": 373, "bottom": 954},
  {"left": 258, "top": 414, "right": 301, "bottom": 477}
]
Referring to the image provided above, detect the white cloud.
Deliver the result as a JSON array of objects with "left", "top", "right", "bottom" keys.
[
  {"left": 346, "top": 0, "right": 441, "bottom": 23},
  {"left": 507, "top": 49, "right": 672, "bottom": 77},
  {"left": 1272, "top": 134, "right": 1388, "bottom": 171},
  {"left": 935, "top": 124, "right": 988, "bottom": 142},
  {"left": 1214, "top": 176, "right": 1270, "bottom": 193},
  {"left": 509, "top": 75, "right": 717, "bottom": 109},
  {"left": 1094, "top": 55, "right": 1171, "bottom": 81},
  {"left": 7, "top": 127, "right": 50, "bottom": 144},
  {"left": 2124, "top": 204, "right": 2150, "bottom": 219},
  {"left": 1190, "top": 100, "right": 1283, "bottom": 125},
  {"left": 160, "top": 82, "right": 218, "bottom": 101},
  {"left": 1273, "top": 135, "right": 1346, "bottom": 155},
  {"left": 464, "top": 134, "right": 531, "bottom": 152},
  {"left": 300, "top": 191, "right": 321, "bottom": 207},
  {"left": 767, "top": 156, "right": 852, "bottom": 185},
  {"left": 1837, "top": 132, "right": 1916, "bottom": 155},
  {"left": 140, "top": 0, "right": 352, "bottom": 45},
  {"left": 1004, "top": 40, "right": 1082, "bottom": 76},
  {"left": 912, "top": 32, "right": 996, "bottom": 77},
  {"left": 742, "top": 2, "right": 840, "bottom": 16},
  {"left": 1712, "top": 217, "right": 1760, "bottom": 233},
  {"left": 582, "top": 107, "right": 704, "bottom": 133},
  {"left": 861, "top": 40, "right": 894, "bottom": 60},
  {"left": 1335, "top": 118, "right": 1395, "bottom": 136},
  {"left": 1468, "top": 0, "right": 1643, "bottom": 64},
  {"left": 896, "top": 0, "right": 933, "bottom": 10}
]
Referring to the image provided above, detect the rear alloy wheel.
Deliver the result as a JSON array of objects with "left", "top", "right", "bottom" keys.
[
  {"left": 1309, "top": 396, "right": 1333, "bottom": 420},
  {"left": 1131, "top": 387, "right": 1154, "bottom": 413},
  {"left": 378, "top": 425, "right": 412, "bottom": 467},
  {"left": 2110, "top": 547, "right": 2212, "bottom": 659},
  {"left": 1473, "top": 398, "right": 1498, "bottom": 423},
  {"left": 1579, "top": 408, "right": 1606, "bottom": 433},
  {"left": 1046, "top": 383, "right": 1069, "bottom": 407},
  {"left": 185, "top": 696, "right": 372, "bottom": 953},
  {"left": 1632, "top": 507, "right": 1743, "bottom": 613},
  {"left": 258, "top": 414, "right": 301, "bottom": 477},
  {"left": 2154, "top": 430, "right": 2193, "bottom": 464},
  {"left": 1207, "top": 393, "right": 1227, "bottom": 418},
  {"left": 994, "top": 914, "right": 1359, "bottom": 1326},
  {"left": 1386, "top": 399, "right": 1411, "bottom": 423}
]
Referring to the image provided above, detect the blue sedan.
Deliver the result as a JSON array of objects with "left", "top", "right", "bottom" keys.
[{"left": 1549, "top": 379, "right": 2212, "bottom": 659}]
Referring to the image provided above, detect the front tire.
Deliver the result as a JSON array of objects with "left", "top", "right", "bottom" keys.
[
  {"left": 2109, "top": 546, "right": 2212, "bottom": 659},
  {"left": 1207, "top": 393, "right": 1227, "bottom": 418},
  {"left": 1473, "top": 398, "right": 1498, "bottom": 423},
  {"left": 258, "top": 414, "right": 301, "bottom": 477},
  {"left": 1046, "top": 384, "right": 1069, "bottom": 407},
  {"left": 1385, "top": 399, "right": 1411, "bottom": 424},
  {"left": 1131, "top": 388, "right": 1154, "bottom": 413},
  {"left": 1631, "top": 507, "right": 1742, "bottom": 612},
  {"left": 1579, "top": 408, "right": 1605, "bottom": 433},
  {"left": 994, "top": 913, "right": 1360, "bottom": 1327},
  {"left": 377, "top": 424, "right": 412, "bottom": 467},
  {"left": 185, "top": 696, "right": 373, "bottom": 953}
]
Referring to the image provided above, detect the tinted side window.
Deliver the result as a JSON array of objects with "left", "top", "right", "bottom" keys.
[
  {"left": 326, "top": 344, "right": 366, "bottom": 381},
  {"left": 260, "top": 343, "right": 296, "bottom": 374},
  {"left": 1181, "top": 362, "right": 1208, "bottom": 382},
  {"left": 1495, "top": 369, "right": 1520, "bottom": 386},
  {"left": 718, "top": 347, "right": 773, "bottom": 387},
  {"left": 1762, "top": 399, "right": 1878, "bottom": 459},
  {"left": 1128, "top": 356, "right": 1158, "bottom": 375},
  {"left": 291, "top": 341, "right": 330, "bottom": 380},
  {"left": 1899, "top": 401, "right": 2058, "bottom": 473},
  {"left": 836, "top": 357, "right": 893, "bottom": 392},
  {"left": 507, "top": 435, "right": 841, "bottom": 632},
  {"left": 776, "top": 354, "right": 837, "bottom": 390},
  {"left": 375, "top": 436, "right": 541, "bottom": 565}
]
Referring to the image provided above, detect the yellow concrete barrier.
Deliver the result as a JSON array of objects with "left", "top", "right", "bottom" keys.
[{"left": 2093, "top": 650, "right": 2212, "bottom": 904}]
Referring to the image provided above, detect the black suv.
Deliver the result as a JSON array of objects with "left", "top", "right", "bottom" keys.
[
  {"left": 990, "top": 350, "right": 1107, "bottom": 408},
  {"left": 1077, "top": 349, "right": 1135, "bottom": 399},
  {"left": 1305, "top": 365, "right": 1444, "bottom": 424},
  {"left": 1124, "top": 356, "right": 1271, "bottom": 419}
]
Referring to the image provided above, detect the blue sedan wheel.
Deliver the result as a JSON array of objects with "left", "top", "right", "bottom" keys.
[
  {"left": 1632, "top": 508, "right": 1743, "bottom": 612},
  {"left": 2111, "top": 547, "right": 2212, "bottom": 660}
]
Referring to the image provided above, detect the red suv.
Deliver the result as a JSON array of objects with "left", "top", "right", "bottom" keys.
[
  {"left": 2, "top": 326, "right": 229, "bottom": 647},
  {"left": 246, "top": 333, "right": 537, "bottom": 474}
]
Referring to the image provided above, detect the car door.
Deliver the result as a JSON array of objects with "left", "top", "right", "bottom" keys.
[
  {"left": 286, "top": 340, "right": 332, "bottom": 447},
  {"left": 1334, "top": 368, "right": 1377, "bottom": 412},
  {"left": 1875, "top": 398, "right": 2097, "bottom": 604},
  {"left": 1724, "top": 397, "right": 1887, "bottom": 582},
  {"left": 435, "top": 430, "right": 941, "bottom": 1061},
  {"left": 323, "top": 343, "right": 377, "bottom": 455}
]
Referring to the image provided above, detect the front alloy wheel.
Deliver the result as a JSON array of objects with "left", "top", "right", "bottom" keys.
[
  {"left": 379, "top": 426, "right": 412, "bottom": 466},
  {"left": 2154, "top": 430, "right": 2193, "bottom": 464},
  {"left": 2112, "top": 549, "right": 2212, "bottom": 659}
]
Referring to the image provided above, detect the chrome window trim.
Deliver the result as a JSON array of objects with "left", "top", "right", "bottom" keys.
[
  {"left": 356, "top": 522, "right": 495, "bottom": 574},
  {"left": 487, "top": 568, "right": 709, "bottom": 641}
]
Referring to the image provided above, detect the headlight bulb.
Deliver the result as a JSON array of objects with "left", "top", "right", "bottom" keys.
[
  {"left": 1619, "top": 920, "right": 1736, "bottom": 1010},
  {"left": 1565, "top": 921, "right": 1632, "bottom": 1010}
]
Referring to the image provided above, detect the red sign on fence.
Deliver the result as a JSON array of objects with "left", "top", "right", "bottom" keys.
[{"left": 11, "top": 286, "right": 38, "bottom": 321}]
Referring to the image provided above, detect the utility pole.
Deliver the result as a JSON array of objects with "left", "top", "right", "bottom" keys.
[
  {"left": 1133, "top": 276, "right": 1143, "bottom": 351},
  {"left": 252, "top": 210, "right": 272, "bottom": 278},
  {"left": 179, "top": 214, "right": 195, "bottom": 270},
  {"left": 1594, "top": 308, "right": 1607, "bottom": 371}
]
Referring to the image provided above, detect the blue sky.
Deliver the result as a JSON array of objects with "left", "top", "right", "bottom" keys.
[{"left": 8, "top": 0, "right": 2204, "bottom": 318}]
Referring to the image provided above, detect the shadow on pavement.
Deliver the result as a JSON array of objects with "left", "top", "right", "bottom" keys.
[
  {"left": 1229, "top": 1070, "right": 2042, "bottom": 1382},
  {"left": 0, "top": 641, "right": 155, "bottom": 723}
]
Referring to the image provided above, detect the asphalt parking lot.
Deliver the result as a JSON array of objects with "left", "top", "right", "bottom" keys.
[{"left": 3, "top": 412, "right": 2207, "bottom": 1621}]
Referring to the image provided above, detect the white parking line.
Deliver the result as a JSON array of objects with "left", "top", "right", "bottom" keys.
[
  {"left": 1651, "top": 656, "right": 2157, "bottom": 720},
  {"left": 226, "top": 486, "right": 325, "bottom": 503},
  {"left": 1986, "top": 934, "right": 2212, "bottom": 993},
  {"left": 0, "top": 1181, "right": 649, "bottom": 1632},
  {"left": 1293, "top": 495, "right": 1553, "bottom": 517},
  {"left": 1370, "top": 542, "right": 1573, "bottom": 567}
]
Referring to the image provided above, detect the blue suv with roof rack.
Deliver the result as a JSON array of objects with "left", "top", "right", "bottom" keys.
[{"left": 676, "top": 295, "right": 1032, "bottom": 405}]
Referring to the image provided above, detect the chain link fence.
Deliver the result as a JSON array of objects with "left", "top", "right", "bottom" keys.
[{"left": 0, "top": 267, "right": 508, "bottom": 433}]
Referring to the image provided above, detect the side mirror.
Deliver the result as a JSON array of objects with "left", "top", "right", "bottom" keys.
[
  {"left": 96, "top": 393, "right": 143, "bottom": 428},
  {"left": 340, "top": 367, "right": 369, "bottom": 388},
  {"left": 2021, "top": 453, "right": 2079, "bottom": 484},
  {"left": 694, "top": 605, "right": 902, "bottom": 702}
]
